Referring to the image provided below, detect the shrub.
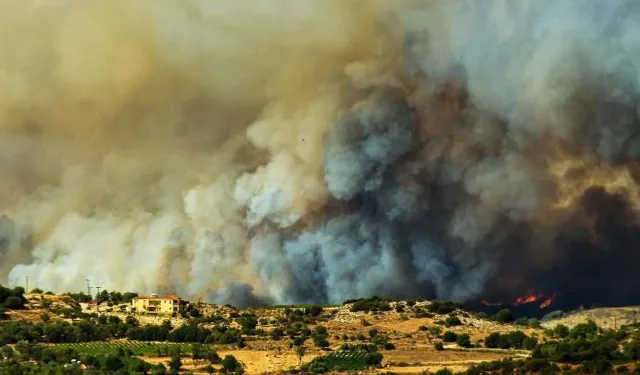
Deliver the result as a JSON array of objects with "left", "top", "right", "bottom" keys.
[
  {"left": 3, "top": 296, "right": 25, "bottom": 309},
  {"left": 306, "top": 305, "right": 324, "bottom": 317},
  {"left": 221, "top": 355, "right": 244, "bottom": 374},
  {"left": 542, "top": 310, "right": 564, "bottom": 321},
  {"left": 436, "top": 368, "right": 453, "bottom": 375},
  {"left": 364, "top": 352, "right": 383, "bottom": 366},
  {"left": 434, "top": 341, "right": 444, "bottom": 351},
  {"left": 383, "top": 342, "right": 396, "bottom": 350},
  {"left": 554, "top": 324, "right": 569, "bottom": 338},
  {"left": 445, "top": 316, "right": 462, "bottom": 327},
  {"left": 456, "top": 333, "right": 471, "bottom": 348},
  {"left": 443, "top": 331, "right": 457, "bottom": 342},
  {"left": 494, "top": 309, "right": 514, "bottom": 323},
  {"left": 428, "top": 301, "right": 461, "bottom": 315},
  {"left": 429, "top": 325, "right": 443, "bottom": 336}
]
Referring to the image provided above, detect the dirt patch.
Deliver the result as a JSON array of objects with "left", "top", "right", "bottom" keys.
[
  {"left": 383, "top": 347, "right": 512, "bottom": 364},
  {"left": 140, "top": 349, "right": 321, "bottom": 375}
]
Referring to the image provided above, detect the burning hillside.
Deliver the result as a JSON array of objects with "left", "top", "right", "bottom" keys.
[{"left": 0, "top": 0, "right": 639, "bottom": 310}]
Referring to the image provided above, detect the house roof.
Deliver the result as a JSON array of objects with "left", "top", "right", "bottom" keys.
[{"left": 132, "top": 295, "right": 182, "bottom": 301}]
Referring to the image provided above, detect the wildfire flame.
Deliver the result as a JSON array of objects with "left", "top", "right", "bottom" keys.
[
  {"left": 539, "top": 293, "right": 558, "bottom": 309},
  {"left": 514, "top": 289, "right": 544, "bottom": 306},
  {"left": 481, "top": 290, "right": 559, "bottom": 309}
]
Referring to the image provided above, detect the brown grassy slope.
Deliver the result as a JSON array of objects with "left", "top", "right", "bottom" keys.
[
  {"left": 542, "top": 306, "right": 640, "bottom": 329},
  {"left": 5, "top": 293, "right": 78, "bottom": 323},
  {"left": 5, "top": 296, "right": 540, "bottom": 374}
]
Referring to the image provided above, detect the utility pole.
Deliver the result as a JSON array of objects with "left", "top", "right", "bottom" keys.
[
  {"left": 95, "top": 286, "right": 102, "bottom": 313},
  {"left": 25, "top": 277, "right": 29, "bottom": 293},
  {"left": 85, "top": 279, "right": 91, "bottom": 298}
]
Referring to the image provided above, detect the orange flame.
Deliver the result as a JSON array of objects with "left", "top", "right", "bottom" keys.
[
  {"left": 539, "top": 293, "right": 558, "bottom": 309},
  {"left": 481, "top": 290, "right": 559, "bottom": 309},
  {"left": 514, "top": 290, "right": 544, "bottom": 306}
]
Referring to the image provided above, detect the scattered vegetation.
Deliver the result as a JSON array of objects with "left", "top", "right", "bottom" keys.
[
  {"left": 0, "top": 284, "right": 27, "bottom": 310},
  {"left": 301, "top": 350, "right": 383, "bottom": 373},
  {"left": 345, "top": 296, "right": 393, "bottom": 313}
]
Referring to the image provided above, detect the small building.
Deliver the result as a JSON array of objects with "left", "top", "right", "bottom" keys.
[{"left": 130, "top": 294, "right": 186, "bottom": 315}]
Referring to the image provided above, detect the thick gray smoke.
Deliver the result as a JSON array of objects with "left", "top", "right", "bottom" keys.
[{"left": 3, "top": 0, "right": 640, "bottom": 308}]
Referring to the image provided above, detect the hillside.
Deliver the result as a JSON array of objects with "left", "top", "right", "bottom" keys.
[
  {"left": 1, "top": 294, "right": 539, "bottom": 374},
  {"left": 5, "top": 293, "right": 640, "bottom": 374},
  {"left": 542, "top": 306, "right": 640, "bottom": 330}
]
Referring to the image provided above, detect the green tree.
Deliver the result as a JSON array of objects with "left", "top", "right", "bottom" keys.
[
  {"left": 104, "top": 356, "right": 125, "bottom": 372},
  {"left": 296, "top": 345, "right": 306, "bottom": 364},
  {"left": 152, "top": 364, "right": 168, "bottom": 375},
  {"left": 168, "top": 354, "right": 182, "bottom": 375},
  {"left": 485, "top": 332, "right": 501, "bottom": 348},
  {"left": 192, "top": 343, "right": 203, "bottom": 362}
]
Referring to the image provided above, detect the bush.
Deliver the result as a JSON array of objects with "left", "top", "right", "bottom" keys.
[
  {"left": 443, "top": 331, "right": 457, "bottom": 342},
  {"left": 364, "top": 352, "right": 383, "bottom": 366},
  {"left": 429, "top": 325, "right": 443, "bottom": 336},
  {"left": 306, "top": 305, "right": 324, "bottom": 317},
  {"left": 485, "top": 332, "right": 501, "bottom": 348},
  {"left": 434, "top": 341, "right": 444, "bottom": 351},
  {"left": 383, "top": 342, "right": 396, "bottom": 350},
  {"left": 221, "top": 355, "right": 244, "bottom": 374},
  {"left": 554, "top": 324, "right": 569, "bottom": 338},
  {"left": 3, "top": 296, "right": 25, "bottom": 309},
  {"left": 445, "top": 316, "right": 462, "bottom": 327},
  {"left": 436, "top": 368, "right": 453, "bottom": 375},
  {"left": 495, "top": 309, "right": 514, "bottom": 323},
  {"left": 456, "top": 333, "right": 472, "bottom": 348},
  {"left": 428, "top": 301, "right": 461, "bottom": 315}
]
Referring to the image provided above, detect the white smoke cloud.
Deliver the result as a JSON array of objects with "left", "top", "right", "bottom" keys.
[{"left": 3, "top": 0, "right": 640, "bottom": 307}]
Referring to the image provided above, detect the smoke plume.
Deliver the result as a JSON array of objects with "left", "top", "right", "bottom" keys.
[{"left": 2, "top": 0, "right": 640, "bottom": 309}]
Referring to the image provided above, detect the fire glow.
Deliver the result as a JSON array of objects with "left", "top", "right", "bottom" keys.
[{"left": 481, "top": 290, "right": 559, "bottom": 309}]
